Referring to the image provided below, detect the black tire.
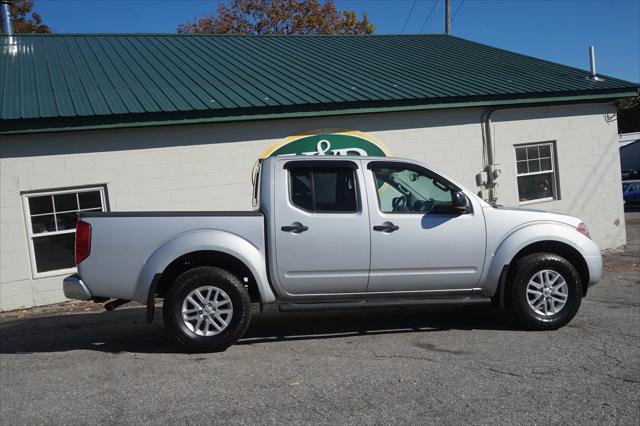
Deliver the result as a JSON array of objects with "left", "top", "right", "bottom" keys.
[
  {"left": 163, "top": 266, "right": 251, "bottom": 352},
  {"left": 508, "top": 253, "right": 582, "bottom": 330}
]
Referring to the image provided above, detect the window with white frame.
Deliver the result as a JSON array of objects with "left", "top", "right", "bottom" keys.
[
  {"left": 515, "top": 142, "right": 559, "bottom": 203},
  {"left": 23, "top": 186, "right": 108, "bottom": 277}
]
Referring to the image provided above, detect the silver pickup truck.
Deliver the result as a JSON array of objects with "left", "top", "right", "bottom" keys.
[{"left": 64, "top": 156, "right": 602, "bottom": 351}]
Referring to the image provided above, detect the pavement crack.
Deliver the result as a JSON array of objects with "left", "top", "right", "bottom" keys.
[
  {"left": 586, "top": 298, "right": 640, "bottom": 308},
  {"left": 372, "top": 352, "right": 436, "bottom": 362},
  {"left": 312, "top": 407, "right": 330, "bottom": 421},
  {"left": 606, "top": 374, "right": 640, "bottom": 384},
  {"left": 477, "top": 361, "right": 525, "bottom": 378},
  {"left": 486, "top": 366, "right": 524, "bottom": 378}
]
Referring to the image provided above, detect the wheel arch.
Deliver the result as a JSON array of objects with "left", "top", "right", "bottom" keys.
[
  {"left": 135, "top": 230, "right": 275, "bottom": 307},
  {"left": 156, "top": 250, "right": 262, "bottom": 303},
  {"left": 485, "top": 223, "right": 591, "bottom": 299},
  {"left": 508, "top": 241, "right": 590, "bottom": 296}
]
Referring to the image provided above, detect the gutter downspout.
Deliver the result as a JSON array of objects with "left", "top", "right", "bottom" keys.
[
  {"left": 480, "top": 108, "right": 499, "bottom": 205},
  {"left": 1, "top": 0, "right": 12, "bottom": 35}
]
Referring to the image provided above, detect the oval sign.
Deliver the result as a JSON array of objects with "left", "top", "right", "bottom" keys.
[{"left": 260, "top": 129, "right": 391, "bottom": 158}]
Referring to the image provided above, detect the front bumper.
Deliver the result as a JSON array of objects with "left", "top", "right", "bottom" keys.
[
  {"left": 63, "top": 274, "right": 92, "bottom": 301},
  {"left": 585, "top": 254, "right": 603, "bottom": 288}
]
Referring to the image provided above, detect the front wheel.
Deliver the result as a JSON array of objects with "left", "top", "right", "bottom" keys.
[
  {"left": 163, "top": 266, "right": 251, "bottom": 352},
  {"left": 509, "top": 253, "right": 582, "bottom": 330}
]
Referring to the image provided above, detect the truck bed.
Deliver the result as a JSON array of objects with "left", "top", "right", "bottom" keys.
[{"left": 77, "top": 211, "right": 265, "bottom": 302}]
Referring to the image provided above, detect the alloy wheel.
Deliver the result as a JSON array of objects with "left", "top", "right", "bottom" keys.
[{"left": 181, "top": 286, "right": 233, "bottom": 336}]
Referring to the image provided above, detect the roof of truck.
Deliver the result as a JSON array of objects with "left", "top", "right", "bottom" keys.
[{"left": 1, "top": 34, "right": 638, "bottom": 134}]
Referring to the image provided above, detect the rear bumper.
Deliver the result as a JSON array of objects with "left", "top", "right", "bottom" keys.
[{"left": 63, "top": 274, "right": 92, "bottom": 301}]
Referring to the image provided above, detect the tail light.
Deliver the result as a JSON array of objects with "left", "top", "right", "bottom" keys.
[
  {"left": 577, "top": 222, "right": 591, "bottom": 239},
  {"left": 75, "top": 220, "right": 92, "bottom": 264}
]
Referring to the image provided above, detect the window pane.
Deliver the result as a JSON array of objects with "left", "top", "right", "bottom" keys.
[
  {"left": 516, "top": 161, "right": 528, "bottom": 174},
  {"left": 79, "top": 191, "right": 102, "bottom": 210},
  {"left": 515, "top": 147, "right": 527, "bottom": 161},
  {"left": 31, "top": 215, "right": 56, "bottom": 234},
  {"left": 540, "top": 158, "right": 552, "bottom": 171},
  {"left": 539, "top": 144, "right": 551, "bottom": 158},
  {"left": 56, "top": 212, "right": 78, "bottom": 231},
  {"left": 377, "top": 182, "right": 403, "bottom": 212},
  {"left": 527, "top": 146, "right": 539, "bottom": 160},
  {"left": 373, "top": 167, "right": 452, "bottom": 213},
  {"left": 290, "top": 169, "right": 313, "bottom": 211},
  {"left": 54, "top": 193, "right": 78, "bottom": 212},
  {"left": 517, "top": 173, "right": 555, "bottom": 202},
  {"left": 528, "top": 159, "right": 540, "bottom": 173},
  {"left": 33, "top": 233, "right": 75, "bottom": 273},
  {"left": 313, "top": 168, "right": 357, "bottom": 212},
  {"left": 28, "top": 196, "right": 53, "bottom": 215}
]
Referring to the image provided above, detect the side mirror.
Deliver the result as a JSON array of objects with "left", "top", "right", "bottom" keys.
[{"left": 452, "top": 191, "right": 470, "bottom": 213}]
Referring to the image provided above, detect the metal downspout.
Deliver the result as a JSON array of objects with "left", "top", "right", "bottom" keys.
[
  {"left": 0, "top": 1, "right": 12, "bottom": 35},
  {"left": 481, "top": 108, "right": 499, "bottom": 205}
]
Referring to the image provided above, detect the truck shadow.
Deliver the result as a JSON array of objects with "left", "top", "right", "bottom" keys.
[{"left": 0, "top": 304, "right": 519, "bottom": 355}]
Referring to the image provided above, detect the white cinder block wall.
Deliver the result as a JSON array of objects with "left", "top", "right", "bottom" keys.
[
  {"left": 491, "top": 104, "right": 626, "bottom": 248},
  {"left": 0, "top": 102, "right": 624, "bottom": 310}
]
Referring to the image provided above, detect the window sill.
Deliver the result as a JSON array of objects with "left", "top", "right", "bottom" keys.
[
  {"left": 33, "top": 266, "right": 77, "bottom": 280},
  {"left": 519, "top": 197, "right": 556, "bottom": 206}
]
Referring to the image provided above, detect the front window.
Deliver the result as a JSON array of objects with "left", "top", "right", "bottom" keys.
[
  {"left": 370, "top": 165, "right": 455, "bottom": 213},
  {"left": 23, "top": 186, "right": 108, "bottom": 277},
  {"left": 515, "top": 142, "right": 559, "bottom": 203}
]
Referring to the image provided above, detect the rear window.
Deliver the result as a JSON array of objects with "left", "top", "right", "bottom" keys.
[{"left": 289, "top": 167, "right": 358, "bottom": 213}]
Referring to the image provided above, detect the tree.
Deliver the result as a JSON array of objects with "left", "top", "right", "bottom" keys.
[
  {"left": 177, "top": 0, "right": 374, "bottom": 35},
  {"left": 9, "top": 0, "right": 51, "bottom": 33}
]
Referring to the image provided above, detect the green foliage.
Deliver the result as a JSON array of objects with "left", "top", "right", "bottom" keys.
[
  {"left": 177, "top": 0, "right": 374, "bottom": 35},
  {"left": 9, "top": 0, "right": 50, "bottom": 33}
]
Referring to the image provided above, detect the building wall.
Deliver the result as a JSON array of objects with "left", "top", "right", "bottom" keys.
[{"left": 0, "top": 102, "right": 624, "bottom": 311}]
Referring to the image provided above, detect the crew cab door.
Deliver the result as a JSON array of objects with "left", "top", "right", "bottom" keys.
[
  {"left": 364, "top": 161, "right": 486, "bottom": 293},
  {"left": 272, "top": 159, "right": 370, "bottom": 296}
]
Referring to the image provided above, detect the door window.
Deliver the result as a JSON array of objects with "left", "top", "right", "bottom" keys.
[
  {"left": 289, "top": 167, "right": 358, "bottom": 213},
  {"left": 371, "top": 165, "right": 454, "bottom": 213}
]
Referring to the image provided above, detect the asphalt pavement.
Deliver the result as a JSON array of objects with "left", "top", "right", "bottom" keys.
[{"left": 1, "top": 217, "right": 638, "bottom": 425}]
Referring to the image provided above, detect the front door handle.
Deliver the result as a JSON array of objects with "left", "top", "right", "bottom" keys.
[
  {"left": 281, "top": 222, "right": 309, "bottom": 233},
  {"left": 373, "top": 222, "right": 399, "bottom": 232}
]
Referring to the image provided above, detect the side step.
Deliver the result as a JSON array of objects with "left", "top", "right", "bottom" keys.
[{"left": 278, "top": 296, "right": 490, "bottom": 312}]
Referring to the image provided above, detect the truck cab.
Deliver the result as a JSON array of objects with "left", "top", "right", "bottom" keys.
[{"left": 260, "top": 157, "right": 487, "bottom": 301}]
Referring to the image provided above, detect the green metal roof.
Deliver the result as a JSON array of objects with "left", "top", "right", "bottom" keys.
[{"left": 1, "top": 34, "right": 638, "bottom": 134}]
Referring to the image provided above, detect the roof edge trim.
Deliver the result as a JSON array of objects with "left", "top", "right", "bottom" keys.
[{"left": 1, "top": 91, "right": 636, "bottom": 136}]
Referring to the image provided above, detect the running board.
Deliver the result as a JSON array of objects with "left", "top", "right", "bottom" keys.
[{"left": 278, "top": 296, "right": 490, "bottom": 312}]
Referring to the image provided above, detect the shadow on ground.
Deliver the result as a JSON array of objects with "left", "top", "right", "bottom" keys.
[{"left": 0, "top": 304, "right": 518, "bottom": 355}]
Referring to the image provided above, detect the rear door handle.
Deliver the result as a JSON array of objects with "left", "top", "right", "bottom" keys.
[
  {"left": 373, "top": 222, "right": 399, "bottom": 232},
  {"left": 281, "top": 222, "right": 308, "bottom": 233}
]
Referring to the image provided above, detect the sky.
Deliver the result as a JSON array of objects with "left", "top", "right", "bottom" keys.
[{"left": 31, "top": 0, "right": 640, "bottom": 82}]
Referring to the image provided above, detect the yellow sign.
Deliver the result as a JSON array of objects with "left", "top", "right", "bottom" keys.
[{"left": 260, "top": 129, "right": 392, "bottom": 158}]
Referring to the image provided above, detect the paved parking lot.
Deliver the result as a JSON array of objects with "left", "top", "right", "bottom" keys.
[{"left": 1, "top": 218, "right": 638, "bottom": 425}]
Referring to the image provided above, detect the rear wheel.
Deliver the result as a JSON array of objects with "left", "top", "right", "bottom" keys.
[
  {"left": 163, "top": 266, "right": 251, "bottom": 352},
  {"left": 509, "top": 253, "right": 582, "bottom": 330}
]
